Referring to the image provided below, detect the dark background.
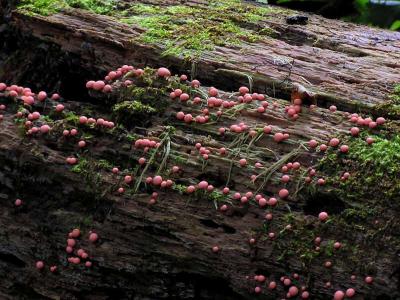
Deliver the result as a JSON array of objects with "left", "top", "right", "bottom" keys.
[{"left": 265, "top": 0, "right": 400, "bottom": 30}]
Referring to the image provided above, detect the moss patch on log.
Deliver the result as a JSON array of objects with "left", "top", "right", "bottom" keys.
[
  {"left": 17, "top": 0, "right": 279, "bottom": 59},
  {"left": 374, "top": 84, "right": 400, "bottom": 118},
  {"left": 318, "top": 132, "right": 400, "bottom": 203}
]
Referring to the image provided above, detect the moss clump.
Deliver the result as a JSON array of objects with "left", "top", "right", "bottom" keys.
[
  {"left": 374, "top": 84, "right": 400, "bottom": 118},
  {"left": 113, "top": 100, "right": 156, "bottom": 127},
  {"left": 18, "top": 0, "right": 117, "bottom": 16},
  {"left": 18, "top": 0, "right": 279, "bottom": 58},
  {"left": 318, "top": 131, "right": 400, "bottom": 204},
  {"left": 122, "top": 1, "right": 276, "bottom": 58},
  {"left": 17, "top": 0, "right": 65, "bottom": 16}
]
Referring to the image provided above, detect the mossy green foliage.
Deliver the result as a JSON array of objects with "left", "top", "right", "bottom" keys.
[
  {"left": 17, "top": 0, "right": 278, "bottom": 58},
  {"left": 319, "top": 132, "right": 400, "bottom": 203},
  {"left": 18, "top": 0, "right": 117, "bottom": 16},
  {"left": 375, "top": 84, "right": 400, "bottom": 118},
  {"left": 113, "top": 100, "right": 156, "bottom": 127},
  {"left": 121, "top": 0, "right": 275, "bottom": 58},
  {"left": 113, "top": 67, "right": 187, "bottom": 127}
]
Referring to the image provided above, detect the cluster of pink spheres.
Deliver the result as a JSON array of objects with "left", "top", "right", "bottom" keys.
[
  {"left": 1, "top": 64, "right": 385, "bottom": 298},
  {"left": 35, "top": 229, "right": 98, "bottom": 272}
]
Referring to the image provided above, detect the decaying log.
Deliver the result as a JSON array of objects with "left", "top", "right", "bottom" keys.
[{"left": 0, "top": 1, "right": 400, "bottom": 300}]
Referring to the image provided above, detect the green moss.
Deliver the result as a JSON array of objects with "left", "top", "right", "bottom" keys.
[
  {"left": 17, "top": 0, "right": 65, "bottom": 16},
  {"left": 71, "top": 158, "right": 89, "bottom": 174},
  {"left": 19, "top": 0, "right": 278, "bottom": 58},
  {"left": 374, "top": 84, "right": 400, "bottom": 118},
  {"left": 318, "top": 129, "right": 400, "bottom": 204},
  {"left": 18, "top": 0, "right": 117, "bottom": 16}
]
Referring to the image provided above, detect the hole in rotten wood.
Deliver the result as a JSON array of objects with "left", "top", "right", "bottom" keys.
[
  {"left": 303, "top": 191, "right": 346, "bottom": 216},
  {"left": 196, "top": 172, "right": 227, "bottom": 189},
  {"left": 199, "top": 219, "right": 236, "bottom": 234}
]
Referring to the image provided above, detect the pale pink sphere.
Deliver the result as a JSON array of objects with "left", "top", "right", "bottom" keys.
[
  {"left": 318, "top": 211, "right": 328, "bottom": 221},
  {"left": 157, "top": 67, "right": 171, "bottom": 77},
  {"left": 329, "top": 105, "right": 337, "bottom": 112},
  {"left": 220, "top": 204, "right": 228, "bottom": 212},
  {"left": 187, "top": 185, "right": 196, "bottom": 193},
  {"left": 274, "top": 132, "right": 285, "bottom": 143},
  {"left": 180, "top": 93, "right": 190, "bottom": 102},
  {"left": 222, "top": 187, "right": 230, "bottom": 194},
  {"left": 309, "top": 139, "right": 318, "bottom": 148},
  {"left": 93, "top": 81, "right": 105, "bottom": 91},
  {"left": 268, "top": 197, "right": 278, "bottom": 206},
  {"left": 334, "top": 242, "right": 341, "bottom": 249},
  {"left": 212, "top": 246, "right": 219, "bottom": 253},
  {"left": 333, "top": 290, "right": 345, "bottom": 300},
  {"left": 36, "top": 261, "right": 44, "bottom": 270},
  {"left": 259, "top": 198, "right": 268, "bottom": 207},
  {"left": 85, "top": 261, "right": 92, "bottom": 267},
  {"left": 67, "top": 238, "right": 76, "bottom": 247},
  {"left": 268, "top": 281, "right": 277, "bottom": 290},
  {"left": 283, "top": 278, "right": 292, "bottom": 286},
  {"left": 350, "top": 127, "right": 360, "bottom": 136},
  {"left": 180, "top": 74, "right": 188, "bottom": 81},
  {"left": 340, "top": 145, "right": 349, "bottom": 153},
  {"left": 103, "top": 85, "right": 112, "bottom": 93},
  {"left": 124, "top": 175, "right": 133, "bottom": 184},
  {"left": 51, "top": 93, "right": 60, "bottom": 100},
  {"left": 63, "top": 130, "right": 70, "bottom": 136},
  {"left": 263, "top": 125, "right": 272, "bottom": 134},
  {"left": 279, "top": 189, "right": 289, "bottom": 199},
  {"left": 265, "top": 213, "right": 273, "bottom": 220},
  {"left": 239, "top": 86, "right": 249, "bottom": 95},
  {"left": 254, "top": 286, "right": 261, "bottom": 294},
  {"left": 239, "top": 158, "right": 247, "bottom": 167},
  {"left": 86, "top": 81, "right": 95, "bottom": 89},
  {"left": 346, "top": 288, "right": 355, "bottom": 297},
  {"left": 50, "top": 266, "right": 57, "bottom": 273},
  {"left": 138, "top": 157, "right": 146, "bottom": 165},
  {"left": 15, "top": 199, "right": 23, "bottom": 206},
  {"left": 89, "top": 232, "right": 98, "bottom": 242},
  {"left": 329, "top": 138, "right": 340, "bottom": 147},
  {"left": 153, "top": 176, "right": 163, "bottom": 186},
  {"left": 55, "top": 104, "right": 64, "bottom": 112},
  {"left": 112, "top": 167, "right": 119, "bottom": 174},
  {"left": 376, "top": 117, "right": 385, "bottom": 125},
  {"left": 366, "top": 137, "right": 374, "bottom": 145},
  {"left": 37, "top": 91, "right": 47, "bottom": 101},
  {"left": 67, "top": 157, "right": 78, "bottom": 165},
  {"left": 78, "top": 140, "right": 86, "bottom": 148},
  {"left": 176, "top": 111, "right": 185, "bottom": 120},
  {"left": 40, "top": 125, "right": 51, "bottom": 133},
  {"left": 257, "top": 275, "right": 266, "bottom": 282},
  {"left": 288, "top": 286, "right": 299, "bottom": 296},
  {"left": 71, "top": 228, "right": 80, "bottom": 238},
  {"left": 365, "top": 276, "right": 374, "bottom": 284},
  {"left": 281, "top": 175, "right": 290, "bottom": 183},
  {"left": 32, "top": 111, "right": 41, "bottom": 120},
  {"left": 79, "top": 116, "right": 88, "bottom": 124},
  {"left": 198, "top": 181, "right": 208, "bottom": 190},
  {"left": 70, "top": 128, "right": 78, "bottom": 136},
  {"left": 320, "top": 144, "right": 328, "bottom": 151},
  {"left": 184, "top": 114, "right": 193, "bottom": 123},
  {"left": 301, "top": 291, "right": 310, "bottom": 299},
  {"left": 191, "top": 79, "right": 200, "bottom": 88},
  {"left": 66, "top": 246, "right": 73, "bottom": 253},
  {"left": 208, "top": 87, "right": 218, "bottom": 97}
]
